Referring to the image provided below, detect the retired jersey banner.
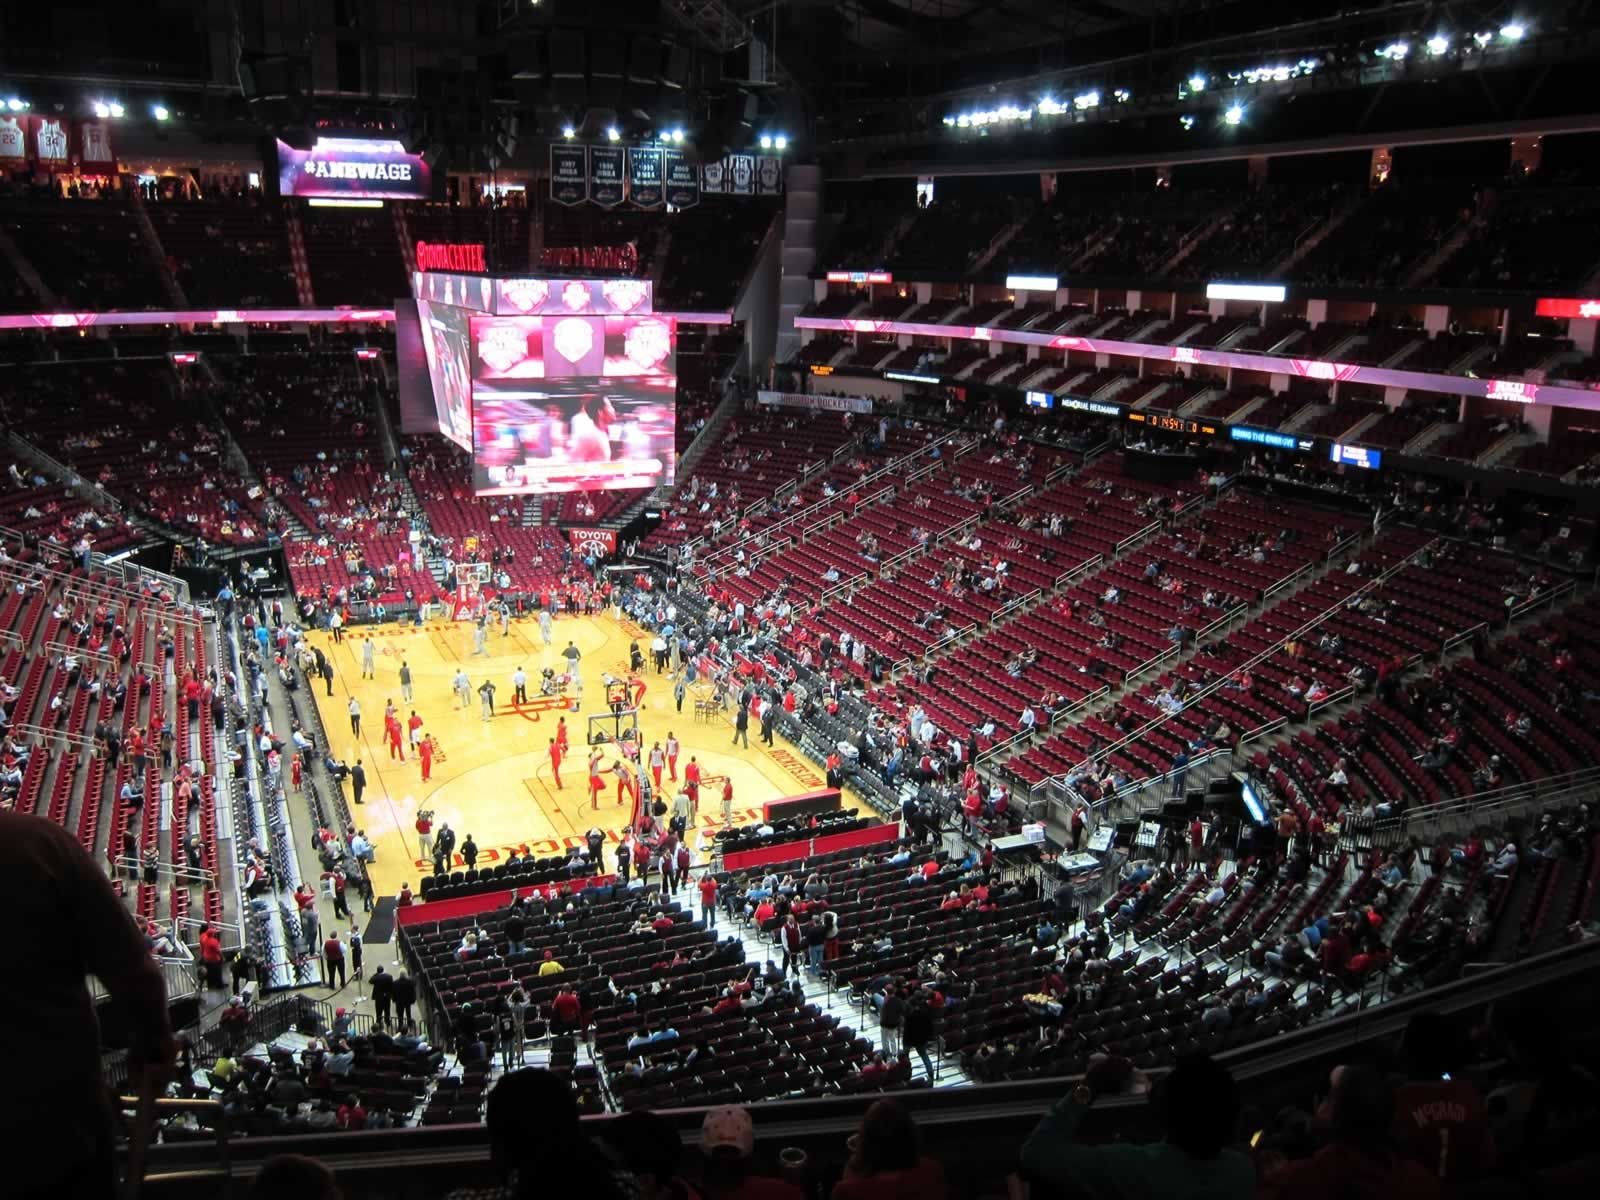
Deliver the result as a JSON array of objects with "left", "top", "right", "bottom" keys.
[
  {"left": 550, "top": 144, "right": 587, "bottom": 207},
  {"left": 700, "top": 157, "right": 726, "bottom": 195},
  {"left": 568, "top": 527, "right": 618, "bottom": 557},
  {"left": 588, "top": 146, "right": 625, "bottom": 208},
  {"left": 79, "top": 121, "right": 114, "bottom": 165},
  {"left": 728, "top": 155, "right": 755, "bottom": 196},
  {"left": 663, "top": 148, "right": 699, "bottom": 209},
  {"left": 627, "top": 146, "right": 663, "bottom": 209},
  {"left": 757, "top": 156, "right": 783, "bottom": 196},
  {"left": 29, "top": 115, "right": 70, "bottom": 164},
  {"left": 0, "top": 115, "right": 24, "bottom": 162}
]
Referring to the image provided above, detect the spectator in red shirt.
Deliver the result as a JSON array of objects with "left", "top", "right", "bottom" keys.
[
  {"left": 1261, "top": 1064, "right": 1441, "bottom": 1200},
  {"left": 699, "top": 873, "right": 720, "bottom": 929},
  {"left": 833, "top": 1099, "right": 946, "bottom": 1200},
  {"left": 198, "top": 923, "right": 224, "bottom": 990},
  {"left": 551, "top": 983, "right": 582, "bottom": 1031}
]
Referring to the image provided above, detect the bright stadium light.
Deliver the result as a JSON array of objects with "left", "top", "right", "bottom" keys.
[
  {"left": 561, "top": 125, "right": 575, "bottom": 139},
  {"left": 759, "top": 134, "right": 772, "bottom": 149},
  {"left": 152, "top": 104, "right": 170, "bottom": 121},
  {"left": 1427, "top": 35, "right": 1450, "bottom": 56},
  {"left": 3, "top": 97, "right": 26, "bottom": 112},
  {"left": 1376, "top": 41, "right": 1410, "bottom": 61},
  {"left": 1188, "top": 75, "right": 1207, "bottom": 92},
  {"left": 92, "top": 101, "right": 111, "bottom": 118},
  {"left": 669, "top": 128, "right": 685, "bottom": 143},
  {"left": 108, "top": 102, "right": 125, "bottom": 118},
  {"left": 774, "top": 135, "right": 788, "bottom": 151},
  {"left": 1073, "top": 90, "right": 1099, "bottom": 110},
  {"left": 1224, "top": 104, "right": 1244, "bottom": 126},
  {"left": 1500, "top": 22, "right": 1526, "bottom": 41},
  {"left": 1180, "top": 115, "right": 1197, "bottom": 131},
  {"left": 605, "top": 126, "right": 620, "bottom": 142},
  {"left": 1037, "top": 95, "right": 1066, "bottom": 115}
]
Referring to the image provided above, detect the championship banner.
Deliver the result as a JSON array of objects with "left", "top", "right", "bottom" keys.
[
  {"left": 627, "top": 146, "right": 663, "bottom": 208},
  {"left": 29, "top": 115, "right": 70, "bottom": 165},
  {"left": 588, "top": 146, "right": 625, "bottom": 208},
  {"left": 663, "top": 148, "right": 699, "bottom": 209},
  {"left": 550, "top": 144, "right": 587, "bottom": 206},
  {"left": 757, "top": 156, "right": 783, "bottom": 196},
  {"left": 757, "top": 389, "right": 873, "bottom": 415},
  {"left": 728, "top": 154, "right": 755, "bottom": 196},
  {"left": 568, "top": 527, "right": 618, "bottom": 557},
  {"left": 0, "top": 115, "right": 23, "bottom": 162},
  {"left": 701, "top": 157, "right": 726, "bottom": 194},
  {"left": 79, "top": 121, "right": 114, "bottom": 165}
]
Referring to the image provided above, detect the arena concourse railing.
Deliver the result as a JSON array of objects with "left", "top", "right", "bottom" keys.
[{"left": 125, "top": 936, "right": 1600, "bottom": 1197}]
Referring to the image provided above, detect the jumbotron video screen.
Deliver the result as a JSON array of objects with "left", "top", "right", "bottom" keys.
[{"left": 403, "top": 275, "right": 677, "bottom": 496}]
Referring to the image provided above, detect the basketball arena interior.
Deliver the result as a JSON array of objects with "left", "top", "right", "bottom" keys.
[{"left": 3, "top": 2, "right": 1600, "bottom": 1197}]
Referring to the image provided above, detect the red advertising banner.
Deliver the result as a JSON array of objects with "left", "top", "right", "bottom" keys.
[
  {"left": 1535, "top": 297, "right": 1600, "bottom": 320},
  {"left": 567, "top": 528, "right": 618, "bottom": 557},
  {"left": 78, "top": 120, "right": 114, "bottom": 165},
  {"left": 28, "top": 115, "right": 70, "bottom": 164},
  {"left": 537, "top": 243, "right": 640, "bottom": 274},
  {"left": 415, "top": 241, "right": 486, "bottom": 272},
  {"left": 0, "top": 115, "right": 25, "bottom": 161}
]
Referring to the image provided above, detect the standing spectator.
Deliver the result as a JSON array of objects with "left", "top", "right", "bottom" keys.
[
  {"left": 878, "top": 985, "right": 904, "bottom": 1057},
  {"left": 461, "top": 834, "right": 479, "bottom": 870},
  {"left": 831, "top": 1100, "right": 944, "bottom": 1200},
  {"left": 1021, "top": 1053, "right": 1253, "bottom": 1199},
  {"left": 198, "top": 923, "right": 225, "bottom": 990},
  {"left": 732, "top": 700, "right": 750, "bottom": 748},
  {"left": 779, "top": 914, "right": 804, "bottom": 978},
  {"left": 370, "top": 964, "right": 394, "bottom": 1029},
  {"left": 903, "top": 993, "right": 936, "bottom": 1079},
  {"left": 699, "top": 872, "right": 719, "bottom": 929},
  {"left": 324, "top": 932, "right": 347, "bottom": 991},
  {"left": 351, "top": 759, "right": 366, "bottom": 806},
  {"left": 392, "top": 969, "right": 417, "bottom": 1031}
]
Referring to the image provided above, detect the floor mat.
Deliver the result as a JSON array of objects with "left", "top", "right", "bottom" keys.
[{"left": 363, "top": 897, "right": 398, "bottom": 945}]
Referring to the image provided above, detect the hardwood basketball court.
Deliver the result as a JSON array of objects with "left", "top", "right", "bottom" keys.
[{"left": 303, "top": 612, "right": 842, "bottom": 895}]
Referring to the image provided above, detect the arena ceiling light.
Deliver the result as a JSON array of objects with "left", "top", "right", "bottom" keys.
[
  {"left": 1006, "top": 274, "right": 1059, "bottom": 292},
  {"left": 1073, "top": 90, "right": 1100, "bottom": 110},
  {"left": 1500, "top": 22, "right": 1526, "bottom": 41},
  {"left": 560, "top": 125, "right": 576, "bottom": 139},
  {"left": 3, "top": 97, "right": 27, "bottom": 112},
  {"left": 152, "top": 104, "right": 170, "bottom": 121},
  {"left": 1376, "top": 41, "right": 1411, "bottom": 61},
  {"left": 1426, "top": 35, "right": 1451, "bottom": 56},
  {"left": 1229, "top": 59, "right": 1318, "bottom": 85},
  {"left": 1223, "top": 104, "right": 1244, "bottom": 126},
  {"left": 1187, "top": 75, "right": 1207, "bottom": 92},
  {"left": 605, "top": 126, "right": 620, "bottom": 142}
]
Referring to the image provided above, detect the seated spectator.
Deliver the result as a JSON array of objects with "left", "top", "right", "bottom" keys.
[
  {"left": 697, "top": 1105, "right": 804, "bottom": 1200},
  {"left": 1021, "top": 1053, "right": 1252, "bottom": 1199},
  {"left": 831, "top": 1099, "right": 945, "bottom": 1200},
  {"left": 1260, "top": 1063, "right": 1441, "bottom": 1200}
]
